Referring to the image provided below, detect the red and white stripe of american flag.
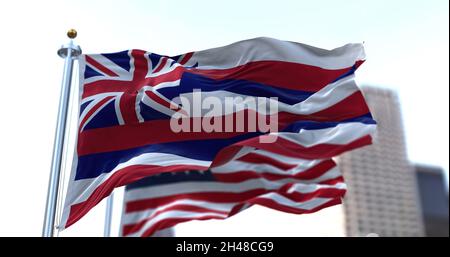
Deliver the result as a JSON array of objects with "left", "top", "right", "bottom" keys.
[{"left": 120, "top": 147, "right": 348, "bottom": 237}]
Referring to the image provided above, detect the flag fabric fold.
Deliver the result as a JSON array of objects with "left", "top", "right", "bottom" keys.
[
  {"left": 59, "top": 37, "right": 375, "bottom": 233},
  {"left": 120, "top": 150, "right": 347, "bottom": 237}
]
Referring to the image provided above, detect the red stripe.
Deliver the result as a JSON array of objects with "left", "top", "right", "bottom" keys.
[
  {"left": 188, "top": 60, "right": 364, "bottom": 92},
  {"left": 122, "top": 204, "right": 228, "bottom": 236},
  {"left": 77, "top": 116, "right": 250, "bottom": 156},
  {"left": 178, "top": 52, "right": 194, "bottom": 65},
  {"left": 315, "top": 176, "right": 345, "bottom": 186},
  {"left": 247, "top": 196, "right": 343, "bottom": 216},
  {"left": 211, "top": 134, "right": 371, "bottom": 167},
  {"left": 114, "top": 50, "right": 149, "bottom": 124},
  {"left": 139, "top": 215, "right": 225, "bottom": 237},
  {"left": 236, "top": 152, "right": 298, "bottom": 170},
  {"left": 82, "top": 80, "right": 131, "bottom": 99},
  {"left": 153, "top": 57, "right": 168, "bottom": 73},
  {"left": 213, "top": 159, "right": 337, "bottom": 182},
  {"left": 77, "top": 91, "right": 371, "bottom": 156},
  {"left": 233, "top": 134, "right": 373, "bottom": 160},
  {"left": 65, "top": 164, "right": 209, "bottom": 228},
  {"left": 131, "top": 50, "right": 148, "bottom": 83},
  {"left": 119, "top": 92, "right": 140, "bottom": 124},
  {"left": 78, "top": 96, "right": 115, "bottom": 130},
  {"left": 126, "top": 189, "right": 268, "bottom": 212},
  {"left": 76, "top": 109, "right": 273, "bottom": 156},
  {"left": 145, "top": 91, "right": 182, "bottom": 111},
  {"left": 85, "top": 56, "right": 119, "bottom": 77}
]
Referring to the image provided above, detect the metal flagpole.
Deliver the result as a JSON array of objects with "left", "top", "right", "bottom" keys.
[
  {"left": 42, "top": 29, "right": 82, "bottom": 237},
  {"left": 103, "top": 193, "right": 114, "bottom": 237}
]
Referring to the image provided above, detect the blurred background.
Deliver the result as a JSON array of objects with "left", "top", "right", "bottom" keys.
[{"left": 0, "top": 0, "right": 447, "bottom": 236}]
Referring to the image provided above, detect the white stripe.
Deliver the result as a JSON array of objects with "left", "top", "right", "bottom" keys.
[
  {"left": 111, "top": 152, "right": 210, "bottom": 174},
  {"left": 152, "top": 79, "right": 181, "bottom": 90},
  {"left": 290, "top": 74, "right": 359, "bottom": 114},
  {"left": 286, "top": 182, "right": 347, "bottom": 194},
  {"left": 121, "top": 199, "right": 236, "bottom": 225},
  {"left": 115, "top": 93, "right": 125, "bottom": 125},
  {"left": 151, "top": 227, "right": 174, "bottom": 237},
  {"left": 80, "top": 92, "right": 121, "bottom": 105},
  {"left": 185, "top": 37, "right": 365, "bottom": 70},
  {"left": 126, "top": 210, "right": 228, "bottom": 237},
  {"left": 251, "top": 149, "right": 327, "bottom": 164},
  {"left": 211, "top": 159, "right": 324, "bottom": 176},
  {"left": 277, "top": 123, "right": 376, "bottom": 147},
  {"left": 133, "top": 91, "right": 145, "bottom": 123},
  {"left": 258, "top": 194, "right": 334, "bottom": 211}
]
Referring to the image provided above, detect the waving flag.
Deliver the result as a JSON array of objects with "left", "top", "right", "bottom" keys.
[
  {"left": 120, "top": 150, "right": 347, "bottom": 237},
  {"left": 59, "top": 37, "right": 376, "bottom": 231}
]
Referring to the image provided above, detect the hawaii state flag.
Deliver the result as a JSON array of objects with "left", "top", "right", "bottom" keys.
[{"left": 59, "top": 37, "right": 376, "bottom": 233}]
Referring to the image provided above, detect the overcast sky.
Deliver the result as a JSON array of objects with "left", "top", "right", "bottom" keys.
[{"left": 0, "top": 0, "right": 448, "bottom": 236}]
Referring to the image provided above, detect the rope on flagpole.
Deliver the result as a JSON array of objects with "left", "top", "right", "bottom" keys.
[{"left": 42, "top": 29, "right": 81, "bottom": 237}]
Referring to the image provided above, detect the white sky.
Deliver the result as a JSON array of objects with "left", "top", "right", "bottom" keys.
[{"left": 0, "top": 0, "right": 448, "bottom": 236}]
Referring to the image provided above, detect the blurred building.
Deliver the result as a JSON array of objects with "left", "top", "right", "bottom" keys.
[
  {"left": 338, "top": 86, "right": 424, "bottom": 236},
  {"left": 415, "top": 164, "right": 449, "bottom": 237}
]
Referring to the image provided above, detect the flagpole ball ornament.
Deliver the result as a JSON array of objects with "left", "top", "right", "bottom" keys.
[
  {"left": 67, "top": 29, "right": 77, "bottom": 39},
  {"left": 58, "top": 29, "right": 82, "bottom": 58}
]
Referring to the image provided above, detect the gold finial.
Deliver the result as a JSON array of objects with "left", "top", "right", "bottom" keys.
[{"left": 67, "top": 29, "right": 77, "bottom": 39}]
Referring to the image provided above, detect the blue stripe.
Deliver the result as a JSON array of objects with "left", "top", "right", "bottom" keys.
[
  {"left": 156, "top": 72, "right": 314, "bottom": 106},
  {"left": 126, "top": 170, "right": 215, "bottom": 191},
  {"left": 75, "top": 133, "right": 259, "bottom": 180},
  {"left": 282, "top": 113, "right": 376, "bottom": 132}
]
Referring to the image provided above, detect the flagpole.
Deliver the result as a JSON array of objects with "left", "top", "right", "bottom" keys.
[
  {"left": 42, "top": 29, "right": 81, "bottom": 237},
  {"left": 104, "top": 193, "right": 114, "bottom": 237}
]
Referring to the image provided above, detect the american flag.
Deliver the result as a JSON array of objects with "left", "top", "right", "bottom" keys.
[
  {"left": 120, "top": 149, "right": 347, "bottom": 237},
  {"left": 59, "top": 37, "right": 376, "bottom": 232}
]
